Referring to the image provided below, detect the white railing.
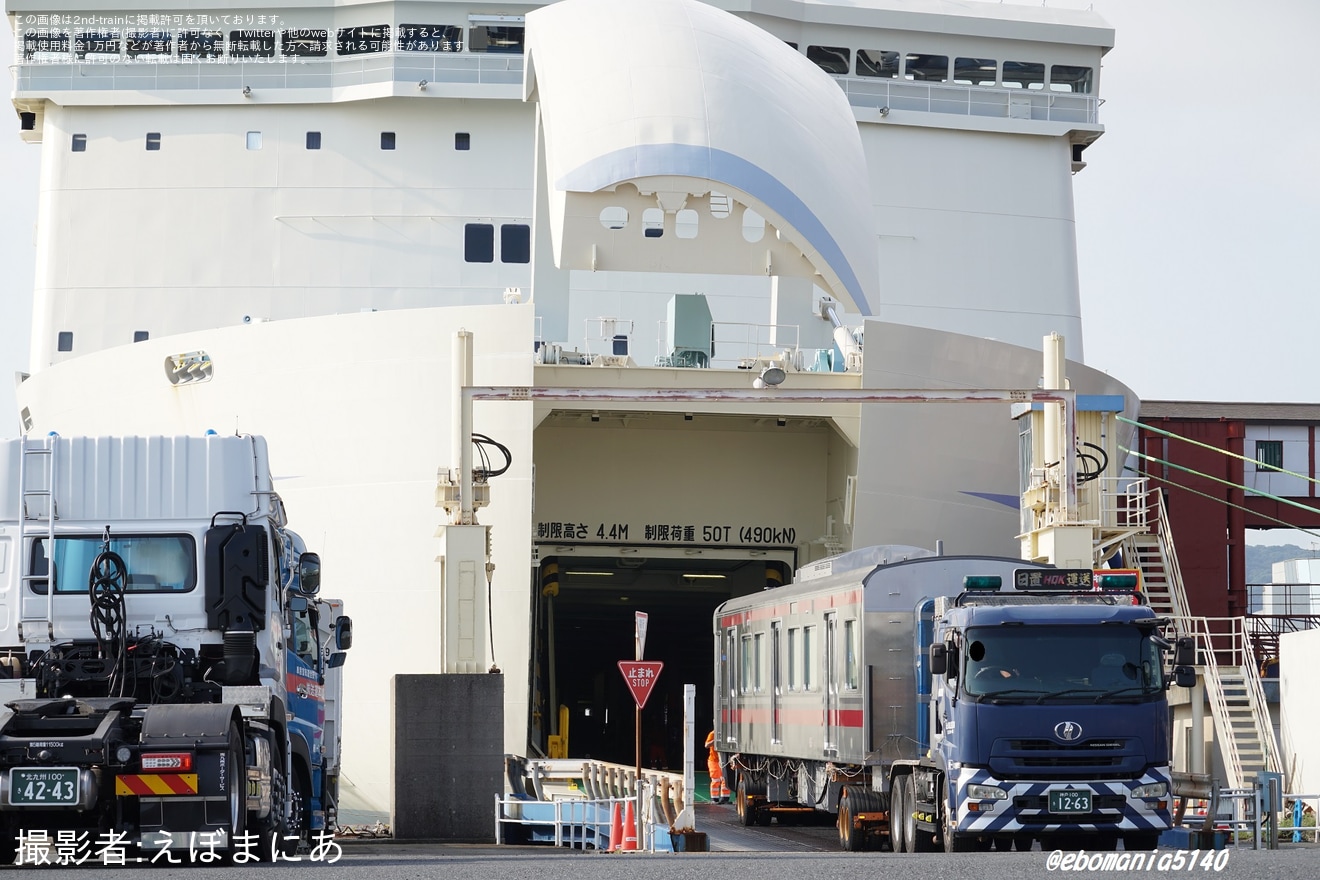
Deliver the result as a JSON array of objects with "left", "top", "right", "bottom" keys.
[
  {"left": 835, "top": 76, "right": 1099, "bottom": 124},
  {"left": 12, "top": 52, "right": 523, "bottom": 93}
]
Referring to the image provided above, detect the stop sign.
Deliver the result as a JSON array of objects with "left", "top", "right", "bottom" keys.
[{"left": 617, "top": 661, "right": 664, "bottom": 709}]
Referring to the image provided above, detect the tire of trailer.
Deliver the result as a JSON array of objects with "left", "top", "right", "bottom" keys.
[
  {"left": 837, "top": 786, "right": 860, "bottom": 852},
  {"left": 736, "top": 774, "right": 753, "bottom": 827},
  {"left": 889, "top": 775, "right": 906, "bottom": 854}
]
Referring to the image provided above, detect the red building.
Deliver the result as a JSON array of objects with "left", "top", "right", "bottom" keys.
[{"left": 1136, "top": 402, "right": 1320, "bottom": 620}]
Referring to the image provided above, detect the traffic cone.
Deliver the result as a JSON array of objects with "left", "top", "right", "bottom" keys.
[
  {"left": 622, "top": 799, "right": 638, "bottom": 851},
  {"left": 608, "top": 801, "right": 623, "bottom": 851}
]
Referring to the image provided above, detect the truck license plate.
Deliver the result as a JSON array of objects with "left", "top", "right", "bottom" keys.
[
  {"left": 1048, "top": 789, "right": 1091, "bottom": 814},
  {"left": 8, "top": 768, "right": 79, "bottom": 806}
]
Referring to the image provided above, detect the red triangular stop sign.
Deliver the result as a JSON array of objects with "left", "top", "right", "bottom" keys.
[{"left": 618, "top": 661, "right": 664, "bottom": 709}]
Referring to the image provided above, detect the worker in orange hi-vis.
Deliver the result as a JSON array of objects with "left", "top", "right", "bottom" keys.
[{"left": 706, "top": 730, "right": 729, "bottom": 804}]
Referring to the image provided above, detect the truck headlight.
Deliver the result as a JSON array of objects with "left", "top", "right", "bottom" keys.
[
  {"left": 1131, "top": 782, "right": 1167, "bottom": 799},
  {"left": 966, "top": 784, "right": 1008, "bottom": 801}
]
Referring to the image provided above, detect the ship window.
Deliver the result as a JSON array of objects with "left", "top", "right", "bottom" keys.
[
  {"left": 282, "top": 29, "right": 328, "bottom": 57},
  {"left": 642, "top": 208, "right": 664, "bottom": 238},
  {"left": 337, "top": 25, "right": 390, "bottom": 56},
  {"left": 145, "top": 132, "right": 161, "bottom": 151},
  {"left": 397, "top": 24, "right": 463, "bottom": 52},
  {"left": 1050, "top": 64, "right": 1093, "bottom": 94},
  {"left": 455, "top": 132, "right": 470, "bottom": 151},
  {"left": 1003, "top": 60, "right": 1045, "bottom": 90},
  {"left": 954, "top": 56, "right": 997, "bottom": 86},
  {"left": 675, "top": 209, "right": 698, "bottom": 240},
  {"left": 467, "top": 24, "right": 524, "bottom": 54},
  {"left": 126, "top": 32, "right": 172, "bottom": 59},
  {"left": 246, "top": 131, "right": 262, "bottom": 150},
  {"left": 75, "top": 31, "right": 121, "bottom": 60},
  {"left": 599, "top": 207, "right": 628, "bottom": 230},
  {"left": 25, "top": 31, "right": 70, "bottom": 60},
  {"left": 807, "top": 45, "right": 850, "bottom": 75},
  {"left": 179, "top": 30, "right": 223, "bottom": 60},
  {"left": 306, "top": 131, "right": 321, "bottom": 150},
  {"left": 71, "top": 134, "right": 87, "bottom": 152},
  {"left": 904, "top": 53, "right": 948, "bottom": 82},
  {"left": 134, "top": 331, "right": 149, "bottom": 342},
  {"left": 57, "top": 331, "right": 73, "bottom": 352},
  {"left": 230, "top": 31, "right": 275, "bottom": 58},
  {"left": 465, "top": 224, "right": 494, "bottom": 263},
  {"left": 855, "top": 49, "right": 898, "bottom": 78},
  {"left": 1256, "top": 440, "right": 1283, "bottom": 473},
  {"left": 500, "top": 224, "right": 530, "bottom": 264},
  {"left": 380, "top": 131, "right": 396, "bottom": 150},
  {"left": 741, "top": 208, "right": 765, "bottom": 243},
  {"left": 30, "top": 535, "right": 197, "bottom": 594}
]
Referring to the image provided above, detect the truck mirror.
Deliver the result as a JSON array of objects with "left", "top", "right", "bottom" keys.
[
  {"left": 335, "top": 615, "right": 353, "bottom": 651},
  {"left": 1174, "top": 666, "right": 1196, "bottom": 688},
  {"left": 299, "top": 552, "right": 321, "bottom": 596},
  {"left": 929, "top": 643, "right": 947, "bottom": 675},
  {"left": 328, "top": 652, "right": 347, "bottom": 669},
  {"left": 288, "top": 595, "right": 308, "bottom": 612},
  {"left": 1174, "top": 637, "right": 1196, "bottom": 667}
]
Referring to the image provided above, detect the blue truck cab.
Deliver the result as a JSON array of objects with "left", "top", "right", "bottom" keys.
[{"left": 901, "top": 572, "right": 1190, "bottom": 852}]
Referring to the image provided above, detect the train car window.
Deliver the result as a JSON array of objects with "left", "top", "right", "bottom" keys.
[
  {"left": 753, "top": 633, "right": 764, "bottom": 692},
  {"left": 844, "top": 619, "right": 859, "bottom": 689},
  {"left": 787, "top": 627, "right": 799, "bottom": 690},
  {"left": 803, "top": 625, "right": 815, "bottom": 690},
  {"left": 741, "top": 635, "right": 753, "bottom": 694}
]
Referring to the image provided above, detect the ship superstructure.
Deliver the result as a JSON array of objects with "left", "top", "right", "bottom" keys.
[{"left": 6, "top": 0, "right": 1133, "bottom": 816}]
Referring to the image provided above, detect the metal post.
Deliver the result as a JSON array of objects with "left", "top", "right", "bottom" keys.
[
  {"left": 683, "top": 684, "right": 695, "bottom": 820},
  {"left": 454, "top": 329, "right": 474, "bottom": 524}
]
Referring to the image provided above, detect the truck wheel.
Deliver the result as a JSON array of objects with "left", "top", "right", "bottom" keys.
[
  {"left": 285, "top": 767, "right": 311, "bottom": 854},
  {"left": 223, "top": 722, "right": 248, "bottom": 863},
  {"left": 941, "top": 792, "right": 973, "bottom": 853},
  {"left": 889, "top": 776, "right": 907, "bottom": 853}
]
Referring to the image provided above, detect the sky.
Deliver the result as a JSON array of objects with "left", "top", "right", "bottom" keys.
[{"left": 0, "top": 1, "right": 1317, "bottom": 544}]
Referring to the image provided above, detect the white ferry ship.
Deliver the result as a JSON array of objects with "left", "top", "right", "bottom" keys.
[{"left": 6, "top": 0, "right": 1134, "bottom": 816}]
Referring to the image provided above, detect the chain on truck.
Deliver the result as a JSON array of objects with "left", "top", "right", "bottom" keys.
[
  {"left": 0, "top": 434, "right": 353, "bottom": 862},
  {"left": 712, "top": 546, "right": 1196, "bottom": 853}
]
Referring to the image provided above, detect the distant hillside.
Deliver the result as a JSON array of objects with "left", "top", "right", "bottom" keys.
[{"left": 1244, "top": 544, "right": 1317, "bottom": 585}]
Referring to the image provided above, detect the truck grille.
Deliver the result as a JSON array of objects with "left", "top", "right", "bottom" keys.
[{"left": 989, "top": 737, "right": 1143, "bottom": 780}]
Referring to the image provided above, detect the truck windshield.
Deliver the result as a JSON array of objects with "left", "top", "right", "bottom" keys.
[
  {"left": 30, "top": 535, "right": 197, "bottom": 594},
  {"left": 963, "top": 625, "right": 1164, "bottom": 699}
]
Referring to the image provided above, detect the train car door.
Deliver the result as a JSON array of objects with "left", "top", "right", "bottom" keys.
[{"left": 722, "top": 625, "right": 738, "bottom": 746}]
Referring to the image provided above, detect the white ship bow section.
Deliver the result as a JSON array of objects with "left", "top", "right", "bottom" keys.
[{"left": 524, "top": 0, "right": 878, "bottom": 316}]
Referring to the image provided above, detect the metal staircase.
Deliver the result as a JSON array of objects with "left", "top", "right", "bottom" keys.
[{"left": 1115, "top": 485, "right": 1277, "bottom": 791}]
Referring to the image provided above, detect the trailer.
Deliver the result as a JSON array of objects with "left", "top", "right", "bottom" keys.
[{"left": 713, "top": 546, "right": 1192, "bottom": 852}]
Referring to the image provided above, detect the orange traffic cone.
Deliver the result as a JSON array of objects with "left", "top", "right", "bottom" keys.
[
  {"left": 622, "top": 799, "right": 638, "bottom": 851},
  {"left": 608, "top": 801, "right": 623, "bottom": 851}
]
